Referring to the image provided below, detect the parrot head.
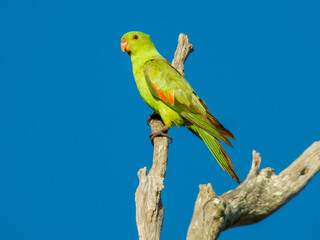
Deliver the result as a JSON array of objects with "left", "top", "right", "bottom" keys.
[{"left": 121, "top": 31, "right": 156, "bottom": 57}]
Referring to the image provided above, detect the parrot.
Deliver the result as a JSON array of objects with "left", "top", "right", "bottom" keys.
[{"left": 121, "top": 31, "right": 241, "bottom": 183}]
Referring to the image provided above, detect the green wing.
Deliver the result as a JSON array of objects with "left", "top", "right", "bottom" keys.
[
  {"left": 143, "top": 59, "right": 194, "bottom": 107},
  {"left": 143, "top": 58, "right": 240, "bottom": 183},
  {"left": 143, "top": 58, "right": 234, "bottom": 145}
]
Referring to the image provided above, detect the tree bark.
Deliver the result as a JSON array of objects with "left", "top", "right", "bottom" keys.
[
  {"left": 187, "top": 141, "right": 320, "bottom": 240},
  {"left": 134, "top": 33, "right": 320, "bottom": 240}
]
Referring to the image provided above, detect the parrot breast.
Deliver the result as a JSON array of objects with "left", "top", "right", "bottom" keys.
[{"left": 133, "top": 65, "right": 184, "bottom": 128}]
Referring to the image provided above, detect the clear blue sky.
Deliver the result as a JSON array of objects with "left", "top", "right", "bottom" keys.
[{"left": 0, "top": 0, "right": 319, "bottom": 239}]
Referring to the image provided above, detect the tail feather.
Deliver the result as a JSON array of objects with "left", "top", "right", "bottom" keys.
[
  {"left": 198, "top": 98, "right": 235, "bottom": 140},
  {"left": 188, "top": 125, "right": 241, "bottom": 183},
  {"left": 181, "top": 112, "right": 233, "bottom": 147},
  {"left": 207, "top": 113, "right": 235, "bottom": 140}
]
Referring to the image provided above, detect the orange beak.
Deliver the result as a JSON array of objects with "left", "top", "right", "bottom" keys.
[{"left": 121, "top": 38, "right": 131, "bottom": 53}]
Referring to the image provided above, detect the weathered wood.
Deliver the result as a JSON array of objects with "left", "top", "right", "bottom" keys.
[
  {"left": 135, "top": 33, "right": 194, "bottom": 240},
  {"left": 187, "top": 142, "right": 320, "bottom": 240},
  {"left": 172, "top": 33, "right": 194, "bottom": 77}
]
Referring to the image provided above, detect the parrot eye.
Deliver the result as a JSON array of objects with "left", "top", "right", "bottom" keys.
[{"left": 132, "top": 35, "right": 139, "bottom": 40}]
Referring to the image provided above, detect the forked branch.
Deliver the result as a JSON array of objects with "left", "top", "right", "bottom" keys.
[{"left": 187, "top": 142, "right": 320, "bottom": 240}]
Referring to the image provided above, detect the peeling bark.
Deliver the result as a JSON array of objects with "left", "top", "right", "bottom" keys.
[{"left": 187, "top": 142, "right": 320, "bottom": 240}]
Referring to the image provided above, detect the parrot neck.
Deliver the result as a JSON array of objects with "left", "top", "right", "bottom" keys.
[{"left": 130, "top": 49, "right": 162, "bottom": 69}]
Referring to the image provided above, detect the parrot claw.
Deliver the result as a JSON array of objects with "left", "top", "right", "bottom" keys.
[
  {"left": 147, "top": 113, "right": 161, "bottom": 126},
  {"left": 149, "top": 126, "right": 173, "bottom": 146},
  {"left": 147, "top": 115, "right": 152, "bottom": 126}
]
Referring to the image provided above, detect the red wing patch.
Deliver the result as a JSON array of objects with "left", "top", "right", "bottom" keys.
[
  {"left": 151, "top": 81, "right": 174, "bottom": 105},
  {"left": 167, "top": 92, "right": 174, "bottom": 105}
]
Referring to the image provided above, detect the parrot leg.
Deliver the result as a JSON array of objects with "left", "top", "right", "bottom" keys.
[
  {"left": 147, "top": 112, "right": 161, "bottom": 126},
  {"left": 146, "top": 113, "right": 173, "bottom": 145},
  {"left": 149, "top": 126, "right": 173, "bottom": 146}
]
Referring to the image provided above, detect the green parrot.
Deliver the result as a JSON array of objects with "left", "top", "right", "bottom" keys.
[{"left": 121, "top": 31, "right": 241, "bottom": 183}]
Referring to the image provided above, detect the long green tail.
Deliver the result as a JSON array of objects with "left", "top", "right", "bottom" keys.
[{"left": 188, "top": 125, "right": 241, "bottom": 183}]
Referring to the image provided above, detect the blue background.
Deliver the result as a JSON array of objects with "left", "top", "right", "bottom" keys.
[{"left": 1, "top": 0, "right": 319, "bottom": 239}]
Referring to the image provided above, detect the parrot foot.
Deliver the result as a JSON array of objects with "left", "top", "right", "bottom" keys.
[
  {"left": 147, "top": 113, "right": 161, "bottom": 126},
  {"left": 149, "top": 126, "right": 173, "bottom": 146}
]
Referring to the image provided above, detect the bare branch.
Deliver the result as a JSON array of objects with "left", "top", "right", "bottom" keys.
[
  {"left": 187, "top": 141, "right": 320, "bottom": 240},
  {"left": 135, "top": 33, "right": 194, "bottom": 240},
  {"left": 172, "top": 33, "right": 194, "bottom": 77}
]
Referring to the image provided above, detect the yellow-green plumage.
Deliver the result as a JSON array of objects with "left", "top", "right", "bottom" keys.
[{"left": 121, "top": 31, "right": 241, "bottom": 183}]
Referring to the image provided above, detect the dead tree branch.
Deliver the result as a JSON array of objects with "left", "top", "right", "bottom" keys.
[{"left": 187, "top": 141, "right": 320, "bottom": 240}]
